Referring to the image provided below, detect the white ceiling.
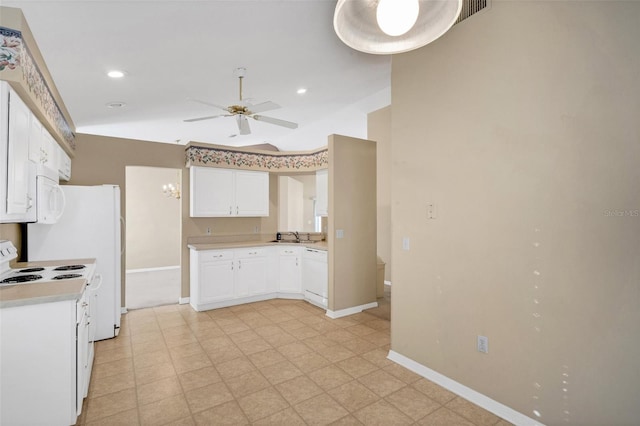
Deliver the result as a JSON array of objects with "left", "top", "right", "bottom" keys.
[{"left": 4, "top": 0, "right": 391, "bottom": 151}]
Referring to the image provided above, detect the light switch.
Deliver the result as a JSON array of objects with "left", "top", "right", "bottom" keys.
[
  {"left": 402, "top": 237, "right": 410, "bottom": 251},
  {"left": 336, "top": 229, "right": 345, "bottom": 239}
]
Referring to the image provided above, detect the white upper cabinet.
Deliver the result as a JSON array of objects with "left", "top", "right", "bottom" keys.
[
  {"left": 190, "top": 166, "right": 269, "bottom": 217},
  {"left": 57, "top": 144, "right": 71, "bottom": 181},
  {"left": 1, "top": 83, "right": 36, "bottom": 222},
  {"left": 315, "top": 169, "right": 328, "bottom": 217},
  {"left": 234, "top": 170, "right": 269, "bottom": 217}
]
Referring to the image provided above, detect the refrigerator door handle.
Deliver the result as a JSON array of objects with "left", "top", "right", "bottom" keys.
[{"left": 120, "top": 216, "right": 125, "bottom": 255}]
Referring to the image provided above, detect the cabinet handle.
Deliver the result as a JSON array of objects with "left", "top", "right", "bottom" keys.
[
  {"left": 239, "top": 260, "right": 242, "bottom": 269},
  {"left": 229, "top": 206, "right": 232, "bottom": 215},
  {"left": 212, "top": 254, "right": 223, "bottom": 258},
  {"left": 236, "top": 206, "right": 239, "bottom": 215},
  {"left": 81, "top": 302, "right": 88, "bottom": 307},
  {"left": 296, "top": 258, "right": 298, "bottom": 266}
]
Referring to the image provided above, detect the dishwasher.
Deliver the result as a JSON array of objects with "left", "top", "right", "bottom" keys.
[{"left": 302, "top": 248, "right": 328, "bottom": 308}]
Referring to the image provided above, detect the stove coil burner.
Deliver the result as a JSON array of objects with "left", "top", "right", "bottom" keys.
[
  {"left": 52, "top": 274, "right": 83, "bottom": 280},
  {"left": 17, "top": 267, "right": 45, "bottom": 273},
  {"left": 1, "top": 274, "right": 43, "bottom": 284},
  {"left": 53, "top": 265, "right": 86, "bottom": 271}
]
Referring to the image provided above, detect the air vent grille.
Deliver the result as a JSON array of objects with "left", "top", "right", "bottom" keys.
[{"left": 454, "top": 0, "right": 488, "bottom": 25}]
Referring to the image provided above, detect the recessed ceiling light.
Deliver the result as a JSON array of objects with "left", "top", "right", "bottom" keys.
[
  {"left": 107, "top": 70, "right": 126, "bottom": 78},
  {"left": 297, "top": 88, "right": 307, "bottom": 95},
  {"left": 106, "top": 102, "right": 126, "bottom": 108}
]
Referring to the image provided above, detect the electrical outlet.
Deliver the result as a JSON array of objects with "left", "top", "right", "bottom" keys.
[
  {"left": 206, "top": 227, "right": 212, "bottom": 235},
  {"left": 477, "top": 335, "right": 489, "bottom": 353}
]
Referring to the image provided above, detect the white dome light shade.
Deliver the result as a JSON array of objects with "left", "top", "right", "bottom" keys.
[
  {"left": 334, "top": 0, "right": 463, "bottom": 55},
  {"left": 377, "top": 0, "right": 420, "bottom": 37}
]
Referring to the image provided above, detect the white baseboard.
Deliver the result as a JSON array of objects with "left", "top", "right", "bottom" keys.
[
  {"left": 387, "top": 350, "right": 544, "bottom": 426},
  {"left": 326, "top": 301, "right": 378, "bottom": 319},
  {"left": 384, "top": 280, "right": 392, "bottom": 286},
  {"left": 178, "top": 297, "right": 190, "bottom": 305},
  {"left": 126, "top": 265, "right": 180, "bottom": 274}
]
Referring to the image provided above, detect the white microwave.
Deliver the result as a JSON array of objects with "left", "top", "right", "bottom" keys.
[{"left": 36, "top": 166, "right": 65, "bottom": 224}]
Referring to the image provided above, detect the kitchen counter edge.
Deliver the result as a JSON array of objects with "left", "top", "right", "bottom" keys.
[{"left": 188, "top": 241, "right": 328, "bottom": 251}]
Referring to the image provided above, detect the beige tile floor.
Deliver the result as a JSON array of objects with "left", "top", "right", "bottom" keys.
[{"left": 77, "top": 299, "right": 511, "bottom": 425}]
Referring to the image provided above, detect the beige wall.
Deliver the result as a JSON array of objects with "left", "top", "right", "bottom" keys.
[
  {"left": 70, "top": 134, "right": 278, "bottom": 306},
  {"left": 391, "top": 2, "right": 640, "bottom": 425},
  {"left": 125, "top": 166, "right": 181, "bottom": 270},
  {"left": 328, "top": 134, "right": 377, "bottom": 311},
  {"left": 368, "top": 106, "right": 391, "bottom": 282}
]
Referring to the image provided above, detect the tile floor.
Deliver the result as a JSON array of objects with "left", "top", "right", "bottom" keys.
[{"left": 77, "top": 299, "right": 511, "bottom": 425}]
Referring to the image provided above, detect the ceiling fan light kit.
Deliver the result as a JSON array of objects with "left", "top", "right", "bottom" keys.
[
  {"left": 184, "top": 68, "right": 298, "bottom": 136},
  {"left": 333, "top": 0, "right": 463, "bottom": 55}
]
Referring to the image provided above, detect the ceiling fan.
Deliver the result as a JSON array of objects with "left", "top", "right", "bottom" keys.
[{"left": 184, "top": 67, "right": 298, "bottom": 136}]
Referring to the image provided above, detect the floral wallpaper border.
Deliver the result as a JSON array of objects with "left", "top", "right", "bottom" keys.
[
  {"left": 0, "top": 26, "right": 75, "bottom": 150},
  {"left": 186, "top": 145, "right": 328, "bottom": 171}
]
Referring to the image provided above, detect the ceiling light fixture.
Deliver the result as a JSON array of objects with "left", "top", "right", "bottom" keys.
[
  {"left": 376, "top": 0, "right": 419, "bottom": 36},
  {"left": 333, "top": 0, "right": 463, "bottom": 55},
  {"left": 107, "top": 70, "right": 126, "bottom": 78},
  {"left": 297, "top": 88, "right": 307, "bottom": 95}
]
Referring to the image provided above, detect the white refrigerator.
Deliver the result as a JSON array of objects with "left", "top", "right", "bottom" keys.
[{"left": 28, "top": 185, "right": 122, "bottom": 341}]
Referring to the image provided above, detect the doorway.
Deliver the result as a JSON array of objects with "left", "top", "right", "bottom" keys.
[{"left": 125, "top": 166, "right": 182, "bottom": 309}]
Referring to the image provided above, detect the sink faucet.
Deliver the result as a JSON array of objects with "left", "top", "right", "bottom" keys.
[{"left": 289, "top": 231, "right": 300, "bottom": 243}]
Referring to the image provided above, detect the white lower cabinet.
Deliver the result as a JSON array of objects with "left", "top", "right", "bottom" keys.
[
  {"left": 193, "top": 250, "right": 235, "bottom": 305},
  {"left": 190, "top": 244, "right": 326, "bottom": 311},
  {"left": 277, "top": 246, "right": 302, "bottom": 294},
  {"left": 0, "top": 292, "right": 91, "bottom": 425},
  {"left": 236, "top": 247, "right": 268, "bottom": 297},
  {"left": 190, "top": 247, "right": 270, "bottom": 311}
]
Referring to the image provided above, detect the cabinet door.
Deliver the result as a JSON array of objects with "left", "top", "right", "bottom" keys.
[
  {"left": 315, "top": 169, "right": 328, "bottom": 217},
  {"left": 235, "top": 170, "right": 269, "bottom": 217},
  {"left": 278, "top": 250, "right": 301, "bottom": 293},
  {"left": 57, "top": 144, "right": 72, "bottom": 181},
  {"left": 40, "top": 128, "right": 56, "bottom": 169},
  {"left": 28, "top": 110, "right": 42, "bottom": 163},
  {"left": 190, "top": 167, "right": 234, "bottom": 217},
  {"left": 6, "top": 89, "right": 31, "bottom": 215},
  {"left": 199, "top": 259, "right": 235, "bottom": 303},
  {"left": 236, "top": 256, "right": 267, "bottom": 297}
]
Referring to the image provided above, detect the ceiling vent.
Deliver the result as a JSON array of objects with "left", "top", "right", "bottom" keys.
[{"left": 454, "top": 0, "right": 489, "bottom": 25}]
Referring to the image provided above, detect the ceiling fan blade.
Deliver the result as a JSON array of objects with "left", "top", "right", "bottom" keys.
[
  {"left": 248, "top": 101, "right": 281, "bottom": 114},
  {"left": 183, "top": 115, "right": 224, "bottom": 123},
  {"left": 237, "top": 115, "right": 251, "bottom": 135},
  {"left": 188, "top": 98, "right": 230, "bottom": 112},
  {"left": 252, "top": 114, "right": 298, "bottom": 129}
]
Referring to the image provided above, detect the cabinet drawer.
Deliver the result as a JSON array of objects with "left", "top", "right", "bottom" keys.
[
  {"left": 278, "top": 247, "right": 300, "bottom": 256},
  {"left": 235, "top": 247, "right": 267, "bottom": 258},
  {"left": 199, "top": 250, "right": 234, "bottom": 262}
]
